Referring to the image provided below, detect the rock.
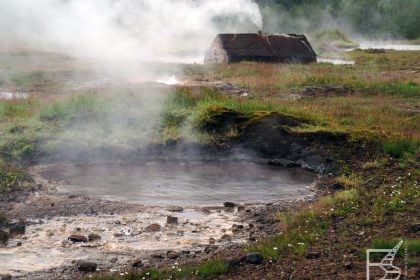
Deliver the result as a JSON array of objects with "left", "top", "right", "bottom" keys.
[
  {"left": 166, "top": 216, "right": 178, "bottom": 225},
  {"left": 88, "top": 233, "right": 101, "bottom": 241},
  {"left": 209, "top": 237, "right": 216, "bottom": 244},
  {"left": 225, "top": 258, "right": 241, "bottom": 269},
  {"left": 77, "top": 261, "right": 97, "bottom": 272},
  {"left": 344, "top": 261, "right": 354, "bottom": 269},
  {"left": 248, "top": 235, "right": 256, "bottom": 241},
  {"left": 231, "top": 224, "right": 244, "bottom": 233},
  {"left": 219, "top": 234, "right": 232, "bottom": 242},
  {"left": 167, "top": 251, "right": 180, "bottom": 259},
  {"left": 0, "top": 230, "right": 9, "bottom": 247},
  {"left": 144, "top": 223, "right": 162, "bottom": 232},
  {"left": 166, "top": 206, "right": 184, "bottom": 212},
  {"left": 131, "top": 259, "right": 143, "bottom": 268},
  {"left": 151, "top": 253, "right": 163, "bottom": 259},
  {"left": 223, "top": 202, "right": 235, "bottom": 208},
  {"left": 305, "top": 251, "right": 321, "bottom": 259},
  {"left": 68, "top": 234, "right": 88, "bottom": 243},
  {"left": 0, "top": 274, "right": 12, "bottom": 280},
  {"left": 302, "top": 85, "right": 350, "bottom": 97},
  {"left": 9, "top": 223, "right": 25, "bottom": 236},
  {"left": 330, "top": 182, "right": 345, "bottom": 190},
  {"left": 244, "top": 253, "right": 264, "bottom": 264},
  {"left": 109, "top": 257, "right": 118, "bottom": 263},
  {"left": 268, "top": 159, "right": 299, "bottom": 168},
  {"left": 409, "top": 223, "right": 420, "bottom": 233},
  {"left": 204, "top": 245, "right": 218, "bottom": 254}
]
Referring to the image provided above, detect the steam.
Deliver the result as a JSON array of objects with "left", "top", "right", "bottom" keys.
[
  {"left": 0, "top": 0, "right": 264, "bottom": 161},
  {"left": 0, "top": 0, "right": 262, "bottom": 63}
]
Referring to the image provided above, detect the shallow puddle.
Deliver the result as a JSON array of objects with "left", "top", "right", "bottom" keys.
[{"left": 41, "top": 162, "right": 316, "bottom": 207}]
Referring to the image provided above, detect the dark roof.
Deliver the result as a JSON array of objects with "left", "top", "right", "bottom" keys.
[{"left": 216, "top": 33, "right": 316, "bottom": 58}]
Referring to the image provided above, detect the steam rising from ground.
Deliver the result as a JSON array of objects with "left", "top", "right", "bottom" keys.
[
  {"left": 0, "top": 1, "right": 263, "bottom": 156},
  {"left": 0, "top": 0, "right": 262, "bottom": 63}
]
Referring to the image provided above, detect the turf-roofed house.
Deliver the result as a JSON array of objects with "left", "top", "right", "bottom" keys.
[{"left": 204, "top": 32, "right": 317, "bottom": 64}]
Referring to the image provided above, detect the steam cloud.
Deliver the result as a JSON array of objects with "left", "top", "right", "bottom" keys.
[
  {"left": 0, "top": 0, "right": 263, "bottom": 161},
  {"left": 0, "top": 0, "right": 262, "bottom": 63}
]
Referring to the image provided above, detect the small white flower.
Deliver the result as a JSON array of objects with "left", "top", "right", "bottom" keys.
[
  {"left": 298, "top": 242, "right": 305, "bottom": 245},
  {"left": 288, "top": 244, "right": 292, "bottom": 247},
  {"left": 273, "top": 246, "right": 278, "bottom": 250}
]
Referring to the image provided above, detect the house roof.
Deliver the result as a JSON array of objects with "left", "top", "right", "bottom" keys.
[{"left": 216, "top": 33, "right": 316, "bottom": 58}]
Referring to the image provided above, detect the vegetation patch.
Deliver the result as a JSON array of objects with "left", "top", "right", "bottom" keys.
[{"left": 0, "top": 161, "right": 34, "bottom": 197}]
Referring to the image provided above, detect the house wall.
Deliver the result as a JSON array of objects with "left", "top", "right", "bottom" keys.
[{"left": 204, "top": 38, "right": 229, "bottom": 64}]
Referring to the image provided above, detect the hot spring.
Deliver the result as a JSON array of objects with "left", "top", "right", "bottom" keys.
[{"left": 40, "top": 162, "right": 317, "bottom": 207}]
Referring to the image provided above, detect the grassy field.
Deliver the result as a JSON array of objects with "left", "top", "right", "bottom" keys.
[{"left": 0, "top": 48, "right": 419, "bottom": 279}]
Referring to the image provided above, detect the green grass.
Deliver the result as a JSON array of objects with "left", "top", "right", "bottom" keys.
[
  {"left": 245, "top": 188, "right": 361, "bottom": 260},
  {"left": 383, "top": 138, "right": 418, "bottom": 158},
  {"left": 247, "top": 208, "right": 330, "bottom": 259},
  {"left": 361, "top": 239, "right": 420, "bottom": 260},
  {"left": 10, "top": 71, "right": 49, "bottom": 89},
  {"left": 39, "top": 93, "right": 107, "bottom": 121},
  {"left": 0, "top": 161, "right": 34, "bottom": 196},
  {"left": 88, "top": 259, "right": 229, "bottom": 280}
]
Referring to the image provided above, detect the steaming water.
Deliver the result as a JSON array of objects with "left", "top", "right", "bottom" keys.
[
  {"left": 42, "top": 162, "right": 316, "bottom": 206},
  {"left": 0, "top": 91, "right": 29, "bottom": 99},
  {"left": 317, "top": 58, "right": 355, "bottom": 65},
  {"left": 157, "top": 75, "right": 180, "bottom": 85},
  {"left": 357, "top": 42, "right": 420, "bottom": 51}
]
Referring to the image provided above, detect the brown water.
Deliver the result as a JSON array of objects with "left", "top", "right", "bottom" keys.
[{"left": 41, "top": 162, "right": 317, "bottom": 206}]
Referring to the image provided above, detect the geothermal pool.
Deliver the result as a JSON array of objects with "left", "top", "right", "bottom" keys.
[
  {"left": 1, "top": 162, "right": 316, "bottom": 276},
  {"left": 41, "top": 162, "right": 317, "bottom": 206}
]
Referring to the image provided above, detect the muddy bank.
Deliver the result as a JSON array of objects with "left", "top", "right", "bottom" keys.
[{"left": 31, "top": 112, "right": 342, "bottom": 176}]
